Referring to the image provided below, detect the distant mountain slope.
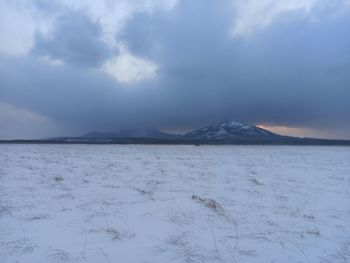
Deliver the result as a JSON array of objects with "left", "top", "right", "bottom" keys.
[
  {"left": 81, "top": 129, "right": 177, "bottom": 140},
  {"left": 182, "top": 121, "right": 284, "bottom": 140},
  {"left": 16, "top": 120, "right": 348, "bottom": 145}
]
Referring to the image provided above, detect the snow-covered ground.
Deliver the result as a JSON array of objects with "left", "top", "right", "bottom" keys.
[{"left": 0, "top": 145, "right": 349, "bottom": 263}]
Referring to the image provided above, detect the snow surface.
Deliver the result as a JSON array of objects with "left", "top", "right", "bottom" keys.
[
  {"left": 0, "top": 144, "right": 349, "bottom": 263},
  {"left": 220, "top": 121, "right": 250, "bottom": 130}
]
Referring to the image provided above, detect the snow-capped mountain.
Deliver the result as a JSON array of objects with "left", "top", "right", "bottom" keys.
[
  {"left": 182, "top": 121, "right": 281, "bottom": 140},
  {"left": 41, "top": 120, "right": 350, "bottom": 145}
]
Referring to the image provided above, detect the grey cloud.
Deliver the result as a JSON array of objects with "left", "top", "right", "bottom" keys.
[
  {"left": 32, "top": 12, "right": 116, "bottom": 67},
  {"left": 0, "top": 54, "right": 169, "bottom": 132}
]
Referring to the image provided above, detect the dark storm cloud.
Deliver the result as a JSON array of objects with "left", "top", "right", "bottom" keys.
[
  {"left": 32, "top": 12, "right": 116, "bottom": 67},
  {"left": 0, "top": 53, "right": 187, "bottom": 134},
  {"left": 0, "top": 0, "right": 350, "bottom": 138},
  {"left": 119, "top": 0, "right": 350, "bottom": 129}
]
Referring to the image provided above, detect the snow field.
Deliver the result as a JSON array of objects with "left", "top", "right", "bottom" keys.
[{"left": 0, "top": 145, "right": 349, "bottom": 262}]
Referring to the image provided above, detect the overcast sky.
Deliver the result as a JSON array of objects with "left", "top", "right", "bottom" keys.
[{"left": 0, "top": 0, "right": 350, "bottom": 139}]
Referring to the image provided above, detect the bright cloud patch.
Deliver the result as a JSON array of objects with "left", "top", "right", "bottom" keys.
[
  {"left": 38, "top": 56, "right": 64, "bottom": 66},
  {"left": 232, "top": 0, "right": 317, "bottom": 36},
  {"left": 103, "top": 50, "right": 157, "bottom": 83}
]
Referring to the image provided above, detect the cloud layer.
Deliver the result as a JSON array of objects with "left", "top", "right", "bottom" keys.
[
  {"left": 33, "top": 12, "right": 116, "bottom": 67},
  {"left": 0, "top": 0, "right": 350, "bottom": 139}
]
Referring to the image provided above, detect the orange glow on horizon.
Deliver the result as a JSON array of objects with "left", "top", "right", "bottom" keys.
[{"left": 257, "top": 124, "right": 316, "bottom": 138}]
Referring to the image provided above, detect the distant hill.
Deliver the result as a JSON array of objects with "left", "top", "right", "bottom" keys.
[
  {"left": 81, "top": 129, "right": 177, "bottom": 140},
  {"left": 2, "top": 121, "right": 350, "bottom": 145},
  {"left": 72, "top": 121, "right": 348, "bottom": 145},
  {"left": 182, "top": 120, "right": 283, "bottom": 140}
]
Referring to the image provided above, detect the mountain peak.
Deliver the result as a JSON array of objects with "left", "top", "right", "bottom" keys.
[
  {"left": 219, "top": 120, "right": 252, "bottom": 129},
  {"left": 182, "top": 120, "right": 280, "bottom": 140}
]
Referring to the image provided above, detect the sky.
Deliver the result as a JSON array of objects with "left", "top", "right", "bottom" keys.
[{"left": 0, "top": 0, "right": 350, "bottom": 140}]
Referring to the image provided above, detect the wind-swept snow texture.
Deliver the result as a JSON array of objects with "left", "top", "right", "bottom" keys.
[{"left": 0, "top": 145, "right": 349, "bottom": 263}]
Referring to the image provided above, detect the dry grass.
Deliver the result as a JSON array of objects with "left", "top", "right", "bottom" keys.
[{"left": 192, "top": 195, "right": 224, "bottom": 214}]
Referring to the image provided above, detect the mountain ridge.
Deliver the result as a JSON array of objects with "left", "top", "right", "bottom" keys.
[
  {"left": 80, "top": 121, "right": 284, "bottom": 141},
  {"left": 82, "top": 129, "right": 177, "bottom": 140},
  {"left": 182, "top": 120, "right": 284, "bottom": 140},
  {"left": 44, "top": 120, "right": 348, "bottom": 144},
  {"left": 2, "top": 120, "right": 349, "bottom": 145}
]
